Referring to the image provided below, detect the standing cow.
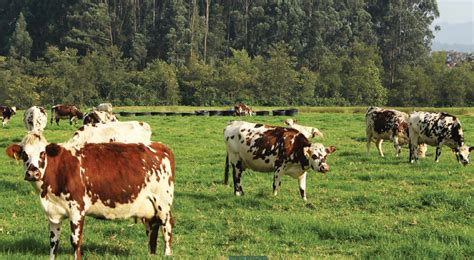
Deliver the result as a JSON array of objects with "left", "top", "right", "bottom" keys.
[
  {"left": 6, "top": 131, "right": 175, "bottom": 258},
  {"left": 51, "top": 104, "right": 84, "bottom": 125},
  {"left": 0, "top": 105, "right": 16, "bottom": 127},
  {"left": 94, "top": 102, "right": 113, "bottom": 114},
  {"left": 24, "top": 106, "right": 48, "bottom": 131},
  {"left": 408, "top": 111, "right": 472, "bottom": 165},
  {"left": 234, "top": 103, "right": 253, "bottom": 116},
  {"left": 366, "top": 106, "right": 427, "bottom": 157},
  {"left": 83, "top": 110, "right": 118, "bottom": 125},
  {"left": 224, "top": 121, "right": 336, "bottom": 200}
]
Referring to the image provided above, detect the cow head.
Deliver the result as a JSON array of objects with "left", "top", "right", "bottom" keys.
[
  {"left": 10, "top": 106, "right": 16, "bottom": 115},
  {"left": 454, "top": 145, "right": 473, "bottom": 166},
  {"left": 6, "top": 132, "right": 48, "bottom": 181},
  {"left": 304, "top": 144, "right": 336, "bottom": 173}
]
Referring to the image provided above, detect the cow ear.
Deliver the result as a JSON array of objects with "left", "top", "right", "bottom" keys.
[
  {"left": 46, "top": 143, "right": 61, "bottom": 157},
  {"left": 303, "top": 146, "right": 312, "bottom": 157},
  {"left": 325, "top": 146, "right": 336, "bottom": 154},
  {"left": 6, "top": 144, "right": 22, "bottom": 160}
]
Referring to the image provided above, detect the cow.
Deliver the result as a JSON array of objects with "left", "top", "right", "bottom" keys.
[
  {"left": 83, "top": 110, "right": 118, "bottom": 125},
  {"left": 223, "top": 121, "right": 336, "bottom": 201},
  {"left": 284, "top": 118, "right": 323, "bottom": 139},
  {"left": 6, "top": 131, "right": 175, "bottom": 258},
  {"left": 234, "top": 103, "right": 253, "bottom": 116},
  {"left": 408, "top": 111, "right": 472, "bottom": 165},
  {"left": 65, "top": 121, "right": 152, "bottom": 149},
  {"left": 23, "top": 106, "right": 48, "bottom": 131},
  {"left": 366, "top": 106, "right": 427, "bottom": 158},
  {"left": 0, "top": 105, "right": 16, "bottom": 127},
  {"left": 51, "top": 105, "right": 84, "bottom": 125},
  {"left": 94, "top": 102, "right": 113, "bottom": 114}
]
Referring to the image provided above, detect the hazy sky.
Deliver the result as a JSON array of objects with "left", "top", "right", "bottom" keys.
[{"left": 437, "top": 0, "right": 474, "bottom": 23}]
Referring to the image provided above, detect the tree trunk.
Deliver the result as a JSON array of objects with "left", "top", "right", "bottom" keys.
[{"left": 204, "top": 0, "right": 211, "bottom": 63}]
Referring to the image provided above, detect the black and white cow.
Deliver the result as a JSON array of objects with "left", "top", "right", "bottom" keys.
[
  {"left": 224, "top": 121, "right": 336, "bottom": 200},
  {"left": 366, "top": 106, "right": 427, "bottom": 157},
  {"left": 24, "top": 106, "right": 48, "bottom": 131},
  {"left": 0, "top": 105, "right": 16, "bottom": 127},
  {"left": 408, "top": 111, "right": 472, "bottom": 165}
]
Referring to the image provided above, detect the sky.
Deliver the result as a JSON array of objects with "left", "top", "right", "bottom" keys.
[{"left": 436, "top": 0, "right": 474, "bottom": 23}]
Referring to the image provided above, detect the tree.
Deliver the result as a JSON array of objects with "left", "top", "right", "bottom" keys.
[{"left": 9, "top": 12, "right": 33, "bottom": 59}]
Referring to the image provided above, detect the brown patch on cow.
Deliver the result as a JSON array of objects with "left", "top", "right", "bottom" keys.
[
  {"left": 139, "top": 122, "right": 144, "bottom": 126},
  {"left": 373, "top": 110, "right": 395, "bottom": 133},
  {"left": 78, "top": 126, "right": 85, "bottom": 131}
]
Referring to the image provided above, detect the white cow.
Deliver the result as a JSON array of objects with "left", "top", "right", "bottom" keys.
[
  {"left": 64, "top": 121, "right": 152, "bottom": 149},
  {"left": 284, "top": 118, "right": 323, "bottom": 139},
  {"left": 23, "top": 106, "right": 48, "bottom": 131},
  {"left": 94, "top": 103, "right": 113, "bottom": 114}
]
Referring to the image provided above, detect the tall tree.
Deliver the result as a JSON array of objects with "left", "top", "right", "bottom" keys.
[{"left": 9, "top": 12, "right": 33, "bottom": 59}]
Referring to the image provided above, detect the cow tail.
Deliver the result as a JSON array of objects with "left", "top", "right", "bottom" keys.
[{"left": 224, "top": 153, "right": 229, "bottom": 185}]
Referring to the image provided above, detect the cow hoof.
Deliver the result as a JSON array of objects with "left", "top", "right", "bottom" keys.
[{"left": 235, "top": 191, "right": 243, "bottom": 196}]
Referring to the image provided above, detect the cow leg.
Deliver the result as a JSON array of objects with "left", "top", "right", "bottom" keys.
[
  {"left": 376, "top": 139, "right": 384, "bottom": 157},
  {"left": 272, "top": 167, "right": 284, "bottom": 196},
  {"left": 143, "top": 217, "right": 161, "bottom": 254},
  {"left": 224, "top": 154, "right": 229, "bottom": 185},
  {"left": 69, "top": 212, "right": 85, "bottom": 260},
  {"left": 393, "top": 136, "right": 401, "bottom": 157},
  {"left": 366, "top": 132, "right": 372, "bottom": 154},
  {"left": 1, "top": 119, "right": 5, "bottom": 127},
  {"left": 55, "top": 116, "right": 60, "bottom": 126},
  {"left": 161, "top": 212, "right": 173, "bottom": 256},
  {"left": 298, "top": 172, "right": 307, "bottom": 201},
  {"left": 232, "top": 161, "right": 244, "bottom": 196},
  {"left": 71, "top": 116, "right": 78, "bottom": 125},
  {"left": 435, "top": 145, "right": 442, "bottom": 162},
  {"left": 49, "top": 221, "right": 62, "bottom": 260}
]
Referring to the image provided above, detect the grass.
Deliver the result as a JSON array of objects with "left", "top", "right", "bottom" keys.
[{"left": 0, "top": 107, "right": 473, "bottom": 258}]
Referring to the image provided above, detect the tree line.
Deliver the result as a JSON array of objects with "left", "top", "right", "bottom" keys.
[{"left": 0, "top": 0, "right": 473, "bottom": 108}]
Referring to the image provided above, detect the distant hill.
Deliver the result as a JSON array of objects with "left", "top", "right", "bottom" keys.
[{"left": 432, "top": 22, "right": 474, "bottom": 52}]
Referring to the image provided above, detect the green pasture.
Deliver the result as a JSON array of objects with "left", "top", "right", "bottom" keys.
[{"left": 0, "top": 107, "right": 472, "bottom": 258}]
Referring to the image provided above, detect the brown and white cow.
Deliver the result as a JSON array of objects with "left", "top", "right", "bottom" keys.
[
  {"left": 6, "top": 131, "right": 175, "bottom": 258},
  {"left": 51, "top": 104, "right": 84, "bottom": 125},
  {"left": 0, "top": 105, "right": 16, "bottom": 127},
  {"left": 284, "top": 118, "right": 323, "bottom": 139},
  {"left": 408, "top": 111, "right": 472, "bottom": 165},
  {"left": 366, "top": 106, "right": 426, "bottom": 157},
  {"left": 24, "top": 106, "right": 48, "bottom": 131},
  {"left": 234, "top": 103, "right": 253, "bottom": 116},
  {"left": 224, "top": 121, "right": 336, "bottom": 200},
  {"left": 65, "top": 121, "right": 152, "bottom": 149},
  {"left": 83, "top": 110, "right": 118, "bottom": 125}
]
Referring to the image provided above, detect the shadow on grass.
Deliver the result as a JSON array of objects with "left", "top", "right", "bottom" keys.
[{"left": 0, "top": 237, "right": 131, "bottom": 256}]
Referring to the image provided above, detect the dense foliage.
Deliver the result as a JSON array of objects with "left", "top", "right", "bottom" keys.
[{"left": 0, "top": 0, "right": 472, "bottom": 107}]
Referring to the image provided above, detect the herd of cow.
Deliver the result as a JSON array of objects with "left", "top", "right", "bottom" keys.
[{"left": 1, "top": 103, "right": 472, "bottom": 258}]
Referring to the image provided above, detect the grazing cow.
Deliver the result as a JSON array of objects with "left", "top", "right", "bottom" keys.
[
  {"left": 6, "top": 131, "right": 175, "bottom": 258},
  {"left": 224, "top": 121, "right": 336, "bottom": 200},
  {"left": 408, "top": 111, "right": 472, "bottom": 165},
  {"left": 65, "top": 121, "right": 152, "bottom": 149},
  {"left": 284, "top": 118, "right": 323, "bottom": 139},
  {"left": 83, "top": 110, "right": 118, "bottom": 125},
  {"left": 23, "top": 106, "right": 48, "bottom": 131},
  {"left": 94, "top": 102, "right": 113, "bottom": 114},
  {"left": 0, "top": 105, "right": 16, "bottom": 127},
  {"left": 51, "top": 105, "right": 84, "bottom": 125},
  {"left": 366, "top": 106, "right": 427, "bottom": 157},
  {"left": 234, "top": 103, "right": 253, "bottom": 116}
]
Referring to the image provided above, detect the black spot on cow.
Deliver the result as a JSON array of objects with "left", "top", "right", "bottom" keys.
[{"left": 255, "top": 124, "right": 263, "bottom": 128}]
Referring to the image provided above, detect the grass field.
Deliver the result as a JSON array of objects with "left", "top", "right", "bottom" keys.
[{"left": 0, "top": 107, "right": 473, "bottom": 258}]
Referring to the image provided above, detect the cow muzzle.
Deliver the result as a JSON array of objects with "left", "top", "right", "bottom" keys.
[
  {"left": 319, "top": 164, "right": 330, "bottom": 174},
  {"left": 24, "top": 171, "right": 41, "bottom": 181}
]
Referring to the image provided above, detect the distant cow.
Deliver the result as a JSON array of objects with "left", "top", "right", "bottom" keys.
[
  {"left": 51, "top": 105, "right": 84, "bottom": 125},
  {"left": 94, "top": 103, "right": 113, "bottom": 114},
  {"left": 366, "top": 106, "right": 426, "bottom": 157},
  {"left": 83, "top": 110, "right": 118, "bottom": 125},
  {"left": 408, "top": 111, "right": 472, "bottom": 165},
  {"left": 224, "top": 121, "right": 336, "bottom": 200},
  {"left": 24, "top": 106, "right": 48, "bottom": 131},
  {"left": 65, "top": 121, "right": 152, "bottom": 149},
  {"left": 234, "top": 103, "right": 253, "bottom": 116},
  {"left": 6, "top": 131, "right": 175, "bottom": 258},
  {"left": 0, "top": 105, "right": 16, "bottom": 127},
  {"left": 284, "top": 118, "right": 323, "bottom": 139}
]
